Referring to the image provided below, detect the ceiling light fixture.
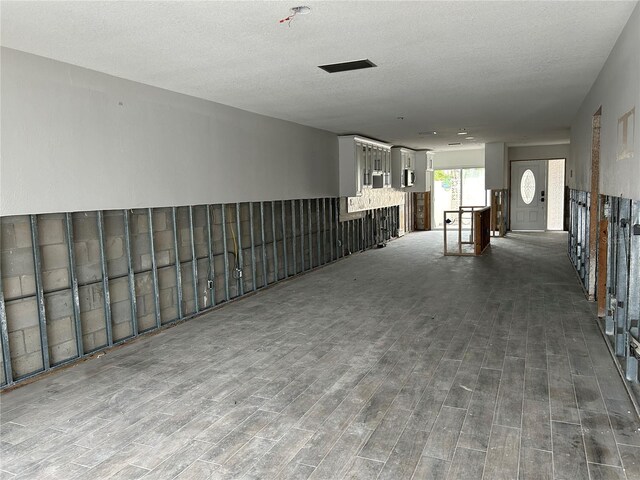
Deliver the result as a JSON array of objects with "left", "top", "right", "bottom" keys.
[
  {"left": 279, "top": 6, "right": 311, "bottom": 26},
  {"left": 418, "top": 131, "right": 437, "bottom": 135},
  {"left": 465, "top": 136, "right": 475, "bottom": 140},
  {"left": 457, "top": 131, "right": 468, "bottom": 136},
  {"left": 448, "top": 142, "right": 461, "bottom": 146}
]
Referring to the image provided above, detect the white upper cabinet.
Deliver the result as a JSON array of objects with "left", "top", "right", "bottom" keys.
[
  {"left": 410, "top": 151, "right": 431, "bottom": 192},
  {"left": 391, "top": 147, "right": 416, "bottom": 189},
  {"left": 339, "top": 136, "right": 392, "bottom": 197}
]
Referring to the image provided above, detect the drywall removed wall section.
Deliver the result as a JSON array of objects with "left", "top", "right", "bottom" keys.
[
  {"left": 432, "top": 148, "right": 485, "bottom": 170},
  {"left": 0, "top": 48, "right": 339, "bottom": 216},
  {"left": 0, "top": 198, "right": 399, "bottom": 387},
  {"left": 0, "top": 198, "right": 401, "bottom": 387},
  {"left": 570, "top": 3, "right": 639, "bottom": 199}
]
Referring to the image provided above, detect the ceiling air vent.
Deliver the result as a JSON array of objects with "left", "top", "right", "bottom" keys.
[{"left": 318, "top": 59, "right": 377, "bottom": 73}]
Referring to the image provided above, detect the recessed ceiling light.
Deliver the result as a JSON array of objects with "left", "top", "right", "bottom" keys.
[
  {"left": 457, "top": 131, "right": 468, "bottom": 136},
  {"left": 465, "top": 136, "right": 475, "bottom": 140},
  {"left": 418, "top": 131, "right": 437, "bottom": 135}
]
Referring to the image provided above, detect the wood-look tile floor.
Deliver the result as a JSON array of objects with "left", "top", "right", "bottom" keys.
[{"left": 1, "top": 231, "right": 640, "bottom": 479}]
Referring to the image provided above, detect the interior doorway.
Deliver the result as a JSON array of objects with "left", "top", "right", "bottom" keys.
[{"left": 510, "top": 159, "right": 565, "bottom": 231}]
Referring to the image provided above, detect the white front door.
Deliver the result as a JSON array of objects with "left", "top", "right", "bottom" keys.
[{"left": 511, "top": 160, "right": 547, "bottom": 230}]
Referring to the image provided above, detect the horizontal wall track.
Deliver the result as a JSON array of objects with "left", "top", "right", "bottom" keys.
[{"left": 0, "top": 199, "right": 400, "bottom": 389}]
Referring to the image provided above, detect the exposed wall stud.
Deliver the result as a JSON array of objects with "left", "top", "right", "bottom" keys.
[
  {"left": 321, "top": 198, "right": 326, "bottom": 264},
  {"left": 300, "top": 200, "right": 305, "bottom": 271},
  {"left": 308, "top": 198, "right": 313, "bottom": 268},
  {"left": 236, "top": 203, "right": 245, "bottom": 296},
  {"left": 30, "top": 215, "right": 50, "bottom": 370},
  {"left": 172, "top": 207, "right": 184, "bottom": 319},
  {"left": 148, "top": 208, "right": 162, "bottom": 328},
  {"left": 271, "top": 201, "right": 279, "bottom": 282},
  {"left": 97, "top": 211, "right": 114, "bottom": 346},
  {"left": 65, "top": 213, "right": 85, "bottom": 354},
  {"left": 189, "top": 206, "right": 199, "bottom": 313},
  {"left": 335, "top": 198, "right": 341, "bottom": 259},
  {"left": 282, "top": 200, "right": 288, "bottom": 278},
  {"left": 249, "top": 202, "right": 257, "bottom": 291},
  {"left": 291, "top": 200, "right": 297, "bottom": 275},
  {"left": 122, "top": 210, "right": 138, "bottom": 337},
  {"left": 221, "top": 205, "right": 230, "bottom": 302},
  {"left": 0, "top": 268, "right": 13, "bottom": 385},
  {"left": 260, "top": 202, "right": 268, "bottom": 287},
  {"left": 206, "top": 205, "right": 216, "bottom": 307}
]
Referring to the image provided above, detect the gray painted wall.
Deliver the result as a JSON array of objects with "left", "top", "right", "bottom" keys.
[
  {"left": 0, "top": 48, "right": 339, "bottom": 216},
  {"left": 569, "top": 3, "right": 640, "bottom": 199}
]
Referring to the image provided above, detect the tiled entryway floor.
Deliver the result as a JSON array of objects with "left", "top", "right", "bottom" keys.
[{"left": 1, "top": 231, "right": 640, "bottom": 479}]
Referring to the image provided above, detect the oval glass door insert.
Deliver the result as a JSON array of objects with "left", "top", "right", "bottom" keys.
[{"left": 520, "top": 169, "right": 535, "bottom": 204}]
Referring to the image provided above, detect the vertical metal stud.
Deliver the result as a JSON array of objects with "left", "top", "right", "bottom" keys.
[
  {"left": 328, "top": 198, "right": 333, "bottom": 261},
  {"left": 308, "top": 199, "right": 313, "bottom": 269},
  {"left": 249, "top": 202, "right": 257, "bottom": 291},
  {"left": 236, "top": 203, "right": 244, "bottom": 296},
  {"left": 148, "top": 209, "right": 162, "bottom": 328},
  {"left": 96, "top": 211, "right": 113, "bottom": 347},
  {"left": 271, "top": 201, "right": 279, "bottom": 282},
  {"left": 260, "top": 202, "right": 268, "bottom": 287},
  {"left": 316, "top": 198, "right": 321, "bottom": 267},
  {"left": 281, "top": 200, "right": 288, "bottom": 278},
  {"left": 30, "top": 215, "right": 50, "bottom": 370},
  {"left": 300, "top": 200, "right": 305, "bottom": 272},
  {"left": 189, "top": 206, "right": 199, "bottom": 313},
  {"left": 65, "top": 213, "right": 85, "bottom": 354},
  {"left": 221, "top": 205, "right": 230, "bottom": 302},
  {"left": 172, "top": 207, "right": 184, "bottom": 319},
  {"left": 291, "top": 200, "right": 297, "bottom": 275},
  {"left": 206, "top": 205, "right": 215, "bottom": 307},
  {"left": 122, "top": 210, "right": 138, "bottom": 337},
  {"left": 321, "top": 198, "right": 327, "bottom": 265},
  {"left": 0, "top": 267, "right": 14, "bottom": 385},
  {"left": 335, "top": 198, "right": 341, "bottom": 259}
]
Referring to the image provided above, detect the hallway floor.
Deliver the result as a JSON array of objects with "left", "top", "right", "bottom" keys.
[{"left": 1, "top": 231, "right": 639, "bottom": 480}]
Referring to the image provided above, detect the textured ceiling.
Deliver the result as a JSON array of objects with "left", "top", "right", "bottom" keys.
[{"left": 1, "top": 1, "right": 637, "bottom": 150}]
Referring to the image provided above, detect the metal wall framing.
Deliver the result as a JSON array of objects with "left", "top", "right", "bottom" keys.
[
  {"left": 568, "top": 189, "right": 591, "bottom": 291},
  {"left": 0, "top": 198, "right": 402, "bottom": 389},
  {"left": 599, "top": 195, "right": 640, "bottom": 383}
]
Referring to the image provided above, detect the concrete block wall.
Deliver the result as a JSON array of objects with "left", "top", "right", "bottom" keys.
[
  {"left": 103, "top": 210, "right": 134, "bottom": 343},
  {"left": 129, "top": 209, "right": 157, "bottom": 333},
  {"left": 0, "top": 198, "right": 401, "bottom": 388},
  {"left": 72, "top": 212, "right": 108, "bottom": 353},
  {"left": 1, "top": 215, "right": 43, "bottom": 378}
]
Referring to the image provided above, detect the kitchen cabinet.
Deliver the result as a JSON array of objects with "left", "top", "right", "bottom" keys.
[
  {"left": 391, "top": 147, "right": 416, "bottom": 189},
  {"left": 339, "top": 135, "right": 392, "bottom": 197}
]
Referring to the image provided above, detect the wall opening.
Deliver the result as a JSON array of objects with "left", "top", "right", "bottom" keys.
[
  {"left": 432, "top": 168, "right": 486, "bottom": 229},
  {"left": 546, "top": 159, "right": 566, "bottom": 230}
]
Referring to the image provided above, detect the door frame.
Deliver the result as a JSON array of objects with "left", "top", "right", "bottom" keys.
[{"left": 508, "top": 157, "right": 567, "bottom": 232}]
